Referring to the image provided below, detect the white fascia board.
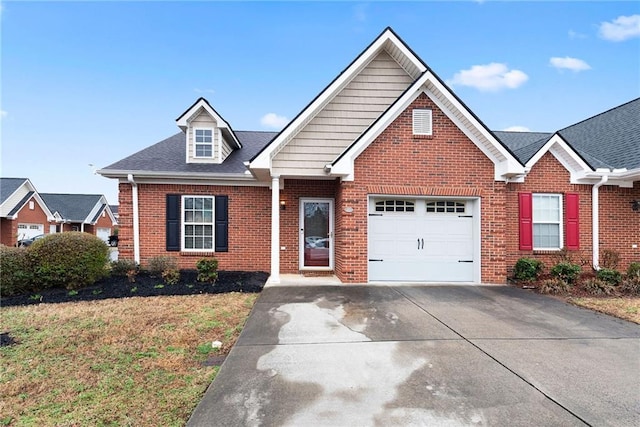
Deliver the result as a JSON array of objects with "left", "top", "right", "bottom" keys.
[
  {"left": 526, "top": 134, "right": 593, "bottom": 183},
  {"left": 575, "top": 168, "right": 640, "bottom": 188},
  {"left": 250, "top": 28, "right": 426, "bottom": 172},
  {"left": 97, "top": 168, "right": 263, "bottom": 182},
  {"left": 331, "top": 71, "right": 524, "bottom": 181}
]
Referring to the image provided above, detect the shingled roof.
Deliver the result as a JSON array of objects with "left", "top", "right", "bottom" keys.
[
  {"left": 102, "top": 131, "right": 277, "bottom": 175},
  {"left": 40, "top": 193, "right": 104, "bottom": 222},
  {"left": 492, "top": 132, "right": 552, "bottom": 164},
  {"left": 0, "top": 177, "right": 28, "bottom": 205}
]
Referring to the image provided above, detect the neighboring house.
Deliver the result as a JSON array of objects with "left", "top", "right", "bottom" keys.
[
  {"left": 98, "top": 27, "right": 639, "bottom": 284},
  {"left": 109, "top": 205, "right": 119, "bottom": 222},
  {"left": 39, "top": 194, "right": 118, "bottom": 242},
  {"left": 0, "top": 178, "right": 55, "bottom": 246},
  {"left": 0, "top": 178, "right": 118, "bottom": 246}
]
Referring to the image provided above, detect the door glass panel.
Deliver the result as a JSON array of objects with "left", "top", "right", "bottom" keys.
[{"left": 303, "top": 202, "right": 330, "bottom": 267}]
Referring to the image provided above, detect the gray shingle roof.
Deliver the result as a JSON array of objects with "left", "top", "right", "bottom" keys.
[
  {"left": 557, "top": 97, "right": 640, "bottom": 170},
  {"left": 0, "top": 177, "right": 28, "bottom": 205},
  {"left": 8, "top": 191, "right": 34, "bottom": 216},
  {"left": 102, "top": 131, "right": 277, "bottom": 174},
  {"left": 493, "top": 131, "right": 552, "bottom": 164},
  {"left": 40, "top": 193, "right": 103, "bottom": 222}
]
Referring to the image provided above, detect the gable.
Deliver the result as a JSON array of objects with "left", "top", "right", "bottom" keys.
[{"left": 271, "top": 50, "right": 414, "bottom": 176}]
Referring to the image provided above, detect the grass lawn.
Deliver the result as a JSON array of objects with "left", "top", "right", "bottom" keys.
[
  {"left": 567, "top": 296, "right": 640, "bottom": 324},
  {"left": 0, "top": 293, "right": 258, "bottom": 426}
]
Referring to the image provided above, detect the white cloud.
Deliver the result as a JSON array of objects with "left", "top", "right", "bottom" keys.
[
  {"left": 568, "top": 30, "right": 587, "bottom": 39},
  {"left": 502, "top": 126, "right": 531, "bottom": 132},
  {"left": 447, "top": 63, "right": 528, "bottom": 92},
  {"left": 0, "top": 110, "right": 7, "bottom": 119},
  {"left": 598, "top": 15, "right": 640, "bottom": 42},
  {"left": 549, "top": 56, "right": 591, "bottom": 72},
  {"left": 260, "top": 113, "right": 288, "bottom": 129}
]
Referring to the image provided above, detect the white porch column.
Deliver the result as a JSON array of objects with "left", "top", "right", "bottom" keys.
[
  {"left": 592, "top": 175, "right": 608, "bottom": 270},
  {"left": 270, "top": 174, "right": 281, "bottom": 284}
]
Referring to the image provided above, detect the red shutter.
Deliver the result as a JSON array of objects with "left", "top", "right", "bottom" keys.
[
  {"left": 519, "top": 193, "right": 533, "bottom": 251},
  {"left": 565, "top": 193, "right": 580, "bottom": 250}
]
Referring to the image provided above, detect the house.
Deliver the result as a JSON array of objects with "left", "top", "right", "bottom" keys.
[
  {"left": 0, "top": 178, "right": 118, "bottom": 246},
  {"left": 39, "top": 194, "right": 118, "bottom": 242},
  {"left": 0, "top": 178, "right": 55, "bottom": 245},
  {"left": 98, "top": 27, "right": 639, "bottom": 284}
]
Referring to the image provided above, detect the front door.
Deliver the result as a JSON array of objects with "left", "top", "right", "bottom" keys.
[{"left": 300, "top": 199, "right": 334, "bottom": 269}]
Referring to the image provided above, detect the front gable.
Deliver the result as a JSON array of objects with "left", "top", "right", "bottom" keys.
[
  {"left": 176, "top": 98, "right": 241, "bottom": 165},
  {"left": 249, "top": 27, "right": 427, "bottom": 181},
  {"left": 330, "top": 71, "right": 525, "bottom": 182}
]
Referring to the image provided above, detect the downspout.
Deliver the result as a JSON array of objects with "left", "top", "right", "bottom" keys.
[
  {"left": 127, "top": 174, "right": 141, "bottom": 264},
  {"left": 592, "top": 175, "right": 608, "bottom": 270}
]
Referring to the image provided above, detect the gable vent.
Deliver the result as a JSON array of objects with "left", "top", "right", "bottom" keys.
[{"left": 412, "top": 109, "right": 432, "bottom": 135}]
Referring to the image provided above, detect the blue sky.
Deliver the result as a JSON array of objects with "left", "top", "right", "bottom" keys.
[{"left": 2, "top": 1, "right": 639, "bottom": 204}]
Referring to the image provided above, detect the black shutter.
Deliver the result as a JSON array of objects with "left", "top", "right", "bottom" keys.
[
  {"left": 215, "top": 195, "right": 228, "bottom": 252},
  {"left": 166, "top": 194, "right": 180, "bottom": 251}
]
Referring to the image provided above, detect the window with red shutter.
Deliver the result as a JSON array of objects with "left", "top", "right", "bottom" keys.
[
  {"left": 519, "top": 193, "right": 533, "bottom": 250},
  {"left": 565, "top": 193, "right": 580, "bottom": 250}
]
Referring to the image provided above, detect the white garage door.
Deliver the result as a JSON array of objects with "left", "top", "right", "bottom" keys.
[
  {"left": 368, "top": 198, "right": 476, "bottom": 282},
  {"left": 96, "top": 228, "right": 111, "bottom": 243},
  {"left": 17, "top": 223, "right": 44, "bottom": 240}
]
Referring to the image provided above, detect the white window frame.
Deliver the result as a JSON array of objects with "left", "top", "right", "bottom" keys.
[
  {"left": 412, "top": 109, "right": 432, "bottom": 136},
  {"left": 193, "top": 128, "right": 214, "bottom": 158},
  {"left": 181, "top": 195, "right": 215, "bottom": 252},
  {"left": 532, "top": 193, "right": 563, "bottom": 250}
]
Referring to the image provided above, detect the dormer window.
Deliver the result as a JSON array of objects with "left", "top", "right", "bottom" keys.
[{"left": 194, "top": 128, "right": 214, "bottom": 157}]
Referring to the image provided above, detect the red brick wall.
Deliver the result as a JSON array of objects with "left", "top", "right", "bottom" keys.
[
  {"left": 505, "top": 152, "right": 593, "bottom": 273},
  {"left": 599, "top": 181, "right": 640, "bottom": 269},
  {"left": 336, "top": 93, "right": 508, "bottom": 283},
  {"left": 1, "top": 196, "right": 51, "bottom": 246},
  {"left": 118, "top": 182, "right": 272, "bottom": 271}
]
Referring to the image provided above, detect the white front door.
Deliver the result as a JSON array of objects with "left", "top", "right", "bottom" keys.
[
  {"left": 97, "top": 227, "right": 111, "bottom": 243},
  {"left": 299, "top": 199, "right": 334, "bottom": 270},
  {"left": 368, "top": 198, "right": 477, "bottom": 282}
]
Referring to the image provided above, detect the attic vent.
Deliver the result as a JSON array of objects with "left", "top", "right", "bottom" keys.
[{"left": 412, "top": 109, "right": 432, "bottom": 136}]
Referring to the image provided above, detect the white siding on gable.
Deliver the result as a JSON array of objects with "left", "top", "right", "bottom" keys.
[
  {"left": 272, "top": 51, "right": 413, "bottom": 175},
  {"left": 0, "top": 185, "right": 30, "bottom": 217},
  {"left": 187, "top": 110, "right": 220, "bottom": 163},
  {"left": 221, "top": 134, "right": 234, "bottom": 161}
]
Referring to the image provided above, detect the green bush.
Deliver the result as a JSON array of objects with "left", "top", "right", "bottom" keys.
[
  {"left": 584, "top": 278, "right": 616, "bottom": 296},
  {"left": 627, "top": 262, "right": 640, "bottom": 279},
  {"left": 110, "top": 259, "right": 139, "bottom": 277},
  {"left": 162, "top": 269, "right": 180, "bottom": 285},
  {"left": 196, "top": 258, "right": 219, "bottom": 283},
  {"left": 537, "top": 278, "right": 570, "bottom": 295},
  {"left": 513, "top": 258, "right": 544, "bottom": 282},
  {"left": 550, "top": 262, "right": 581, "bottom": 284},
  {"left": 29, "top": 232, "right": 109, "bottom": 290},
  {"left": 0, "top": 245, "right": 34, "bottom": 296},
  {"left": 146, "top": 256, "right": 178, "bottom": 278},
  {"left": 596, "top": 268, "right": 622, "bottom": 286}
]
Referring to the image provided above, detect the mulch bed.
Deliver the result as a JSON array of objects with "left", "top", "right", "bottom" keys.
[{"left": 0, "top": 270, "right": 269, "bottom": 308}]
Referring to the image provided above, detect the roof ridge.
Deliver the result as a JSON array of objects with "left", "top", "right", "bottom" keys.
[{"left": 559, "top": 97, "right": 640, "bottom": 132}]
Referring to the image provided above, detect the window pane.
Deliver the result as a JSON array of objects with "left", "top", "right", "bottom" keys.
[
  {"left": 204, "top": 198, "right": 213, "bottom": 209},
  {"left": 534, "top": 224, "right": 560, "bottom": 248},
  {"left": 185, "top": 197, "right": 193, "bottom": 209}
]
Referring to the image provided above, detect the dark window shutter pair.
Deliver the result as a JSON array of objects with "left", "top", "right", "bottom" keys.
[
  {"left": 518, "top": 192, "right": 579, "bottom": 251},
  {"left": 165, "top": 194, "right": 228, "bottom": 252}
]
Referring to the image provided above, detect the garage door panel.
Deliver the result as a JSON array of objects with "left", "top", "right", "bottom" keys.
[{"left": 369, "top": 199, "right": 476, "bottom": 282}]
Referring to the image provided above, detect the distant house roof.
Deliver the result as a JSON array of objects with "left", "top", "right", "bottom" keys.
[
  {"left": 109, "top": 205, "right": 118, "bottom": 215},
  {"left": 100, "top": 131, "right": 277, "bottom": 176},
  {"left": 40, "top": 193, "right": 104, "bottom": 222},
  {"left": 8, "top": 191, "right": 35, "bottom": 216},
  {"left": 557, "top": 97, "right": 640, "bottom": 170},
  {"left": 0, "top": 177, "right": 28, "bottom": 205}
]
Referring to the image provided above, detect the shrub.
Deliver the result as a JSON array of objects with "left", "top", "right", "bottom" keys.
[
  {"left": 513, "top": 258, "right": 544, "bottom": 282},
  {"left": 29, "top": 232, "right": 109, "bottom": 290},
  {"left": 0, "top": 245, "right": 34, "bottom": 296},
  {"left": 537, "top": 278, "right": 570, "bottom": 295},
  {"left": 196, "top": 258, "right": 219, "bottom": 283},
  {"left": 146, "top": 256, "right": 178, "bottom": 278},
  {"left": 550, "top": 262, "right": 581, "bottom": 284},
  {"left": 600, "top": 249, "right": 620, "bottom": 270},
  {"left": 620, "top": 275, "right": 640, "bottom": 296},
  {"left": 110, "top": 259, "right": 139, "bottom": 277},
  {"left": 162, "top": 269, "right": 180, "bottom": 285},
  {"left": 627, "top": 262, "right": 640, "bottom": 279},
  {"left": 596, "top": 268, "right": 622, "bottom": 286},
  {"left": 583, "top": 278, "right": 616, "bottom": 296}
]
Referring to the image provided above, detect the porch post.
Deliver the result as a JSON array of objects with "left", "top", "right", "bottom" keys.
[{"left": 270, "top": 174, "right": 281, "bottom": 283}]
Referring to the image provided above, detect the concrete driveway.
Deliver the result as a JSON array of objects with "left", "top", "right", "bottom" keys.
[{"left": 187, "top": 285, "right": 640, "bottom": 427}]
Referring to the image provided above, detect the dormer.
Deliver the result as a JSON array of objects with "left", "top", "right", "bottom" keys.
[{"left": 176, "top": 98, "right": 242, "bottom": 164}]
